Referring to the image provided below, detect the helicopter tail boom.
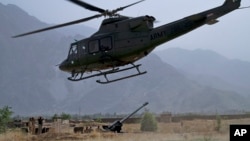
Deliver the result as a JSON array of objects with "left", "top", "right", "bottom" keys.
[
  {"left": 149, "top": 0, "right": 241, "bottom": 48},
  {"left": 205, "top": 0, "right": 241, "bottom": 24}
]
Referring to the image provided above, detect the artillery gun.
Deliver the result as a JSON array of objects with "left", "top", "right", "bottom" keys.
[{"left": 102, "top": 102, "right": 148, "bottom": 133}]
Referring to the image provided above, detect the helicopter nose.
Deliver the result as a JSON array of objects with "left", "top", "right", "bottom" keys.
[{"left": 59, "top": 60, "right": 69, "bottom": 72}]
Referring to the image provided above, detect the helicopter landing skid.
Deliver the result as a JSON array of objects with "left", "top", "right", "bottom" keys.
[
  {"left": 96, "top": 64, "right": 147, "bottom": 84},
  {"left": 67, "top": 64, "right": 147, "bottom": 84}
]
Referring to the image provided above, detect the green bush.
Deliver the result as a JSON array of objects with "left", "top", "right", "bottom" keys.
[
  {"left": 61, "top": 112, "right": 71, "bottom": 120},
  {"left": 215, "top": 114, "right": 221, "bottom": 132},
  {"left": 140, "top": 112, "right": 158, "bottom": 132},
  {"left": 52, "top": 113, "right": 71, "bottom": 120},
  {"left": 0, "top": 106, "right": 13, "bottom": 133}
]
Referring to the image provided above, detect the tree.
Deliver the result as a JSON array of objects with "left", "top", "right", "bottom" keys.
[
  {"left": 0, "top": 106, "right": 13, "bottom": 133},
  {"left": 140, "top": 111, "right": 158, "bottom": 132},
  {"left": 52, "top": 113, "right": 58, "bottom": 120},
  {"left": 61, "top": 112, "right": 71, "bottom": 120}
]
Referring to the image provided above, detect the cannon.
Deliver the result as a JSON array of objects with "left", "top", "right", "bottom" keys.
[{"left": 102, "top": 102, "right": 149, "bottom": 133}]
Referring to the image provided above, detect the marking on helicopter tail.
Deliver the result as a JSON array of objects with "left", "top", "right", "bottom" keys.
[{"left": 150, "top": 31, "right": 167, "bottom": 40}]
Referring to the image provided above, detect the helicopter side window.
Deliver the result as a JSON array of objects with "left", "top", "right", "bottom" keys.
[
  {"left": 89, "top": 40, "right": 99, "bottom": 54},
  {"left": 69, "top": 44, "right": 78, "bottom": 56},
  {"left": 100, "top": 37, "right": 112, "bottom": 51}
]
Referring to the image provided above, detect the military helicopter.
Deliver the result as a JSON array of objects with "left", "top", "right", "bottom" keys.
[{"left": 13, "top": 0, "right": 242, "bottom": 84}]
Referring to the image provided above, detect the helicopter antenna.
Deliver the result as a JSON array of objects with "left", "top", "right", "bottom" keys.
[{"left": 12, "top": 0, "right": 145, "bottom": 38}]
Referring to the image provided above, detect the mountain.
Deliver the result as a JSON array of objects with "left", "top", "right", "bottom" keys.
[
  {"left": 1, "top": 3, "right": 249, "bottom": 115},
  {"left": 0, "top": 3, "right": 86, "bottom": 115},
  {"left": 57, "top": 53, "right": 250, "bottom": 114},
  {"left": 156, "top": 47, "right": 250, "bottom": 98}
]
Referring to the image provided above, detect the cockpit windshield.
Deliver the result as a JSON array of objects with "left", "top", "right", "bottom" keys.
[{"left": 69, "top": 44, "right": 78, "bottom": 56}]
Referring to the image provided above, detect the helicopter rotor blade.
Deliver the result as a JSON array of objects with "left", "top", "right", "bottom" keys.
[
  {"left": 12, "top": 0, "right": 146, "bottom": 38},
  {"left": 113, "top": 0, "right": 145, "bottom": 14},
  {"left": 67, "top": 0, "right": 105, "bottom": 13},
  {"left": 12, "top": 14, "right": 102, "bottom": 38}
]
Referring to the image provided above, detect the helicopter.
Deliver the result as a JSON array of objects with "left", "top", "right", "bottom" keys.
[{"left": 13, "top": 0, "right": 242, "bottom": 84}]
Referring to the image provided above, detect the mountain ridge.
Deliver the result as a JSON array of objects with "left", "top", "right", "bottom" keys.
[
  {"left": 1, "top": 3, "right": 249, "bottom": 115},
  {"left": 156, "top": 47, "right": 250, "bottom": 98}
]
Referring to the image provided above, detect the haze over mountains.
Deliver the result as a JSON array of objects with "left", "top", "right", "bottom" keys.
[
  {"left": 156, "top": 48, "right": 250, "bottom": 99},
  {"left": 1, "top": 3, "right": 249, "bottom": 116}
]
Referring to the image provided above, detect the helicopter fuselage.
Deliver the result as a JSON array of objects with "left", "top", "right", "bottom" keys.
[
  {"left": 59, "top": 0, "right": 241, "bottom": 75},
  {"left": 59, "top": 15, "right": 156, "bottom": 73}
]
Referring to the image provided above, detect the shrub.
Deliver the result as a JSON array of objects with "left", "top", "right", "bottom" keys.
[
  {"left": 140, "top": 112, "right": 158, "bottom": 132},
  {"left": 0, "top": 106, "right": 13, "bottom": 133},
  {"left": 215, "top": 114, "right": 221, "bottom": 132}
]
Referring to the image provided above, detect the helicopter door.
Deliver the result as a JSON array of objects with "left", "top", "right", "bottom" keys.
[
  {"left": 88, "top": 37, "right": 113, "bottom": 54},
  {"left": 89, "top": 40, "right": 99, "bottom": 54},
  {"left": 100, "top": 37, "right": 112, "bottom": 52},
  {"left": 77, "top": 42, "right": 88, "bottom": 64},
  {"left": 78, "top": 43, "right": 87, "bottom": 56}
]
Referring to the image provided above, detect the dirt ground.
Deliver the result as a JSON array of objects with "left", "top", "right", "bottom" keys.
[{"left": 1, "top": 118, "right": 250, "bottom": 141}]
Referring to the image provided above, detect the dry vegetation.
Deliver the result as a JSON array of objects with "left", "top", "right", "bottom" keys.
[{"left": 1, "top": 118, "right": 250, "bottom": 141}]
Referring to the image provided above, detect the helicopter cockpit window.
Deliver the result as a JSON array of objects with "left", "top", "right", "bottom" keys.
[
  {"left": 69, "top": 44, "right": 78, "bottom": 56},
  {"left": 100, "top": 37, "right": 112, "bottom": 51},
  {"left": 89, "top": 40, "right": 99, "bottom": 54}
]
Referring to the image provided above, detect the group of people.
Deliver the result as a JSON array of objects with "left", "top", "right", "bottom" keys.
[{"left": 28, "top": 116, "right": 44, "bottom": 135}]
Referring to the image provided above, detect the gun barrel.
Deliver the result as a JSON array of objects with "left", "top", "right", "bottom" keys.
[{"left": 119, "top": 102, "right": 148, "bottom": 123}]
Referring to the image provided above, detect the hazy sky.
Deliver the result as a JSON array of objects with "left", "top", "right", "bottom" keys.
[{"left": 1, "top": 0, "right": 250, "bottom": 61}]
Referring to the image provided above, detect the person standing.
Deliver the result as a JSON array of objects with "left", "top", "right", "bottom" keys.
[
  {"left": 38, "top": 116, "right": 44, "bottom": 135},
  {"left": 31, "top": 117, "right": 36, "bottom": 135},
  {"left": 28, "top": 118, "right": 32, "bottom": 134}
]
